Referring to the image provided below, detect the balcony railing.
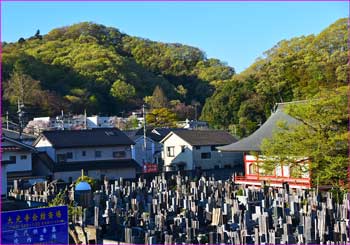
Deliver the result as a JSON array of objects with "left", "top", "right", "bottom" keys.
[{"left": 234, "top": 175, "right": 311, "bottom": 188}]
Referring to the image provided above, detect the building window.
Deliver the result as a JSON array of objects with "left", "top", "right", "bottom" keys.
[
  {"left": 57, "top": 154, "right": 66, "bottom": 163},
  {"left": 95, "top": 151, "right": 102, "bottom": 158},
  {"left": 113, "top": 151, "right": 126, "bottom": 158},
  {"left": 66, "top": 152, "right": 73, "bottom": 159},
  {"left": 211, "top": 146, "right": 217, "bottom": 151},
  {"left": 167, "top": 147, "right": 175, "bottom": 157},
  {"left": 20, "top": 155, "right": 27, "bottom": 160},
  {"left": 201, "top": 152, "right": 211, "bottom": 159},
  {"left": 181, "top": 146, "right": 186, "bottom": 153},
  {"left": 9, "top": 156, "right": 16, "bottom": 163},
  {"left": 82, "top": 151, "right": 86, "bottom": 156},
  {"left": 195, "top": 146, "right": 201, "bottom": 150}
]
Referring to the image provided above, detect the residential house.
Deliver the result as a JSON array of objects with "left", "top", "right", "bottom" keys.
[
  {"left": 1, "top": 134, "right": 37, "bottom": 179},
  {"left": 160, "top": 130, "right": 241, "bottom": 171},
  {"left": 124, "top": 128, "right": 163, "bottom": 166},
  {"left": 218, "top": 103, "right": 311, "bottom": 189},
  {"left": 33, "top": 128, "right": 140, "bottom": 182}
]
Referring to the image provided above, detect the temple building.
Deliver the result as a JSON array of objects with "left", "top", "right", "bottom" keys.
[{"left": 218, "top": 103, "right": 311, "bottom": 189}]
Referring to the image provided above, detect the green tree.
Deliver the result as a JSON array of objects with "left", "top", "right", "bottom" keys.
[
  {"left": 146, "top": 108, "right": 177, "bottom": 127},
  {"left": 148, "top": 85, "right": 169, "bottom": 108},
  {"left": 261, "top": 86, "right": 348, "bottom": 188},
  {"left": 4, "top": 69, "right": 42, "bottom": 106},
  {"left": 110, "top": 80, "right": 136, "bottom": 102}
]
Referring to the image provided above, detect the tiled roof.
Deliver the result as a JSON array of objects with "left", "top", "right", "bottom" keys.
[
  {"left": 217, "top": 107, "right": 300, "bottom": 152},
  {"left": 168, "top": 129, "right": 237, "bottom": 146},
  {"left": 39, "top": 128, "right": 135, "bottom": 148}
]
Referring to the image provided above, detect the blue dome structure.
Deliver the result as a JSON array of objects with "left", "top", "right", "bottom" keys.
[{"left": 75, "top": 181, "right": 91, "bottom": 191}]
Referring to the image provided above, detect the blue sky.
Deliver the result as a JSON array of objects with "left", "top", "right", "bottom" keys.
[{"left": 2, "top": 1, "right": 347, "bottom": 73}]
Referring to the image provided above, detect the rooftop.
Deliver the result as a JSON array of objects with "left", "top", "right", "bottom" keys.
[
  {"left": 163, "top": 129, "right": 237, "bottom": 146},
  {"left": 217, "top": 107, "right": 300, "bottom": 152},
  {"left": 37, "top": 128, "right": 135, "bottom": 148}
]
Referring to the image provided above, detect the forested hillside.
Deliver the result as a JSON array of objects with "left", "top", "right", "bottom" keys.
[
  {"left": 2, "top": 18, "right": 347, "bottom": 136},
  {"left": 201, "top": 18, "right": 347, "bottom": 137},
  {"left": 2, "top": 22, "right": 234, "bottom": 118}
]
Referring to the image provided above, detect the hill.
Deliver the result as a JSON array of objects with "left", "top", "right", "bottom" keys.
[
  {"left": 2, "top": 18, "right": 347, "bottom": 136},
  {"left": 2, "top": 22, "right": 235, "bottom": 119}
]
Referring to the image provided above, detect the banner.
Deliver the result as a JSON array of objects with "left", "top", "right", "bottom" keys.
[{"left": 1, "top": 205, "right": 68, "bottom": 244}]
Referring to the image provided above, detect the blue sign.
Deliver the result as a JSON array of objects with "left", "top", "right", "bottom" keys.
[{"left": 1, "top": 205, "right": 68, "bottom": 244}]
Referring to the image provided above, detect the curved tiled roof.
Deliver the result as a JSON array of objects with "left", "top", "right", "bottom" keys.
[{"left": 217, "top": 108, "right": 299, "bottom": 152}]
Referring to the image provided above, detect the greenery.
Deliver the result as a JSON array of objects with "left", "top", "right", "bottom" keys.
[
  {"left": 146, "top": 107, "right": 178, "bottom": 127},
  {"left": 260, "top": 86, "right": 348, "bottom": 188},
  {"left": 110, "top": 79, "right": 136, "bottom": 102},
  {"left": 2, "top": 18, "right": 347, "bottom": 141},
  {"left": 2, "top": 22, "right": 234, "bottom": 118},
  {"left": 201, "top": 18, "right": 347, "bottom": 137}
]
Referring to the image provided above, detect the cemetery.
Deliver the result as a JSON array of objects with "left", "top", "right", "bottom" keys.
[{"left": 7, "top": 172, "right": 349, "bottom": 244}]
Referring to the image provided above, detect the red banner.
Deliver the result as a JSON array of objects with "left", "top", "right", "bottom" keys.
[{"left": 143, "top": 163, "right": 158, "bottom": 173}]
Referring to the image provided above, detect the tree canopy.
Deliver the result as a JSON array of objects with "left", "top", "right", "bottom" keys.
[
  {"left": 201, "top": 18, "right": 347, "bottom": 137},
  {"left": 261, "top": 86, "right": 348, "bottom": 188}
]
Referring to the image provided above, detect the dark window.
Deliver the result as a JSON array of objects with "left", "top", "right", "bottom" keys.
[
  {"left": 9, "top": 156, "right": 16, "bottom": 163},
  {"left": 167, "top": 147, "right": 175, "bottom": 157},
  {"left": 113, "top": 151, "right": 126, "bottom": 158},
  {"left": 95, "top": 151, "right": 102, "bottom": 158},
  {"left": 66, "top": 152, "right": 73, "bottom": 159},
  {"left": 201, "top": 152, "right": 211, "bottom": 159},
  {"left": 195, "top": 146, "right": 201, "bottom": 150},
  {"left": 57, "top": 154, "right": 66, "bottom": 162},
  {"left": 211, "top": 146, "right": 217, "bottom": 151},
  {"left": 82, "top": 151, "right": 86, "bottom": 156},
  {"left": 20, "top": 155, "right": 27, "bottom": 160},
  {"left": 181, "top": 145, "right": 186, "bottom": 153}
]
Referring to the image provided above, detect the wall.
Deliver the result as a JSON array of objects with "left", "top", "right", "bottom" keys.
[
  {"left": 35, "top": 136, "right": 56, "bottom": 160},
  {"left": 2, "top": 164, "right": 8, "bottom": 197},
  {"left": 193, "top": 146, "right": 243, "bottom": 170},
  {"left": 55, "top": 146, "right": 132, "bottom": 162},
  {"left": 162, "top": 134, "right": 193, "bottom": 171},
  {"left": 54, "top": 168, "right": 136, "bottom": 182},
  {"left": 2, "top": 141, "right": 32, "bottom": 173},
  {"left": 132, "top": 137, "right": 156, "bottom": 165}
]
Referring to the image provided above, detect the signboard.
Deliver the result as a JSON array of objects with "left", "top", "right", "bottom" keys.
[
  {"left": 1, "top": 205, "right": 68, "bottom": 244},
  {"left": 143, "top": 163, "right": 158, "bottom": 173}
]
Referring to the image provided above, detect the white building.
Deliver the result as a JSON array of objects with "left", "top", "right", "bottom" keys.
[
  {"left": 1, "top": 134, "right": 38, "bottom": 197},
  {"left": 124, "top": 128, "right": 163, "bottom": 166},
  {"left": 160, "top": 130, "right": 242, "bottom": 172},
  {"left": 33, "top": 128, "right": 140, "bottom": 182}
]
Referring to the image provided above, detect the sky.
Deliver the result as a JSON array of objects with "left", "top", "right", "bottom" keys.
[{"left": 2, "top": 1, "right": 348, "bottom": 73}]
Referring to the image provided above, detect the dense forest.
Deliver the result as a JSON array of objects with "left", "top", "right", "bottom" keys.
[{"left": 2, "top": 18, "right": 347, "bottom": 137}]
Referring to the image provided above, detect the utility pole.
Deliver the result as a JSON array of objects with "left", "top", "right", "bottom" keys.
[
  {"left": 6, "top": 111, "right": 9, "bottom": 130},
  {"left": 143, "top": 104, "right": 147, "bottom": 149},
  {"left": 142, "top": 104, "right": 147, "bottom": 169},
  {"left": 17, "top": 99, "right": 24, "bottom": 140},
  {"left": 84, "top": 109, "right": 87, "bottom": 130}
]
